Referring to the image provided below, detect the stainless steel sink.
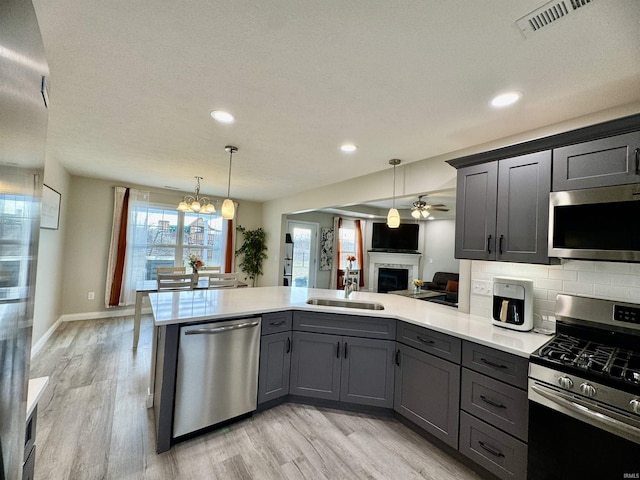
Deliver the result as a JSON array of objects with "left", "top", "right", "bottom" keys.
[{"left": 306, "top": 298, "right": 385, "bottom": 310}]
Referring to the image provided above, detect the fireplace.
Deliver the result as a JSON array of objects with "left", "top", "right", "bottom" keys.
[
  {"left": 368, "top": 251, "right": 421, "bottom": 293},
  {"left": 377, "top": 267, "right": 409, "bottom": 293}
]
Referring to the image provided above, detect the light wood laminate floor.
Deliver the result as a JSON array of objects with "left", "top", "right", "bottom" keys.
[{"left": 30, "top": 316, "right": 487, "bottom": 480}]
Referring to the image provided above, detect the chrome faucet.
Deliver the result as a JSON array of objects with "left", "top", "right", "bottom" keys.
[{"left": 344, "top": 267, "right": 355, "bottom": 298}]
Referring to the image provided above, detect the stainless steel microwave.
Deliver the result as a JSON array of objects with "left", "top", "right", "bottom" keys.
[{"left": 548, "top": 183, "right": 640, "bottom": 262}]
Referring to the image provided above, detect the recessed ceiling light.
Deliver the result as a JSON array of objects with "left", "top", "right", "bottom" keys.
[
  {"left": 490, "top": 91, "right": 523, "bottom": 108},
  {"left": 210, "top": 110, "right": 235, "bottom": 123},
  {"left": 341, "top": 144, "right": 358, "bottom": 152}
]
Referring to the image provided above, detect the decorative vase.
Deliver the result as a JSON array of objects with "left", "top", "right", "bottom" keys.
[{"left": 414, "top": 285, "right": 421, "bottom": 294}]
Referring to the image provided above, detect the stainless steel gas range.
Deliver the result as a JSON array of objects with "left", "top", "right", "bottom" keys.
[{"left": 527, "top": 294, "right": 640, "bottom": 480}]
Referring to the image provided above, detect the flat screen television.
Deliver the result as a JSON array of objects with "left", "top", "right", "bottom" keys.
[{"left": 371, "top": 223, "right": 419, "bottom": 252}]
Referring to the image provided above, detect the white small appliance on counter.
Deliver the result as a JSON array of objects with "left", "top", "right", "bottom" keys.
[{"left": 492, "top": 277, "right": 533, "bottom": 331}]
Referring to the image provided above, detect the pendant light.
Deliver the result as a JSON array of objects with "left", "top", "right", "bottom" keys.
[
  {"left": 387, "top": 158, "right": 401, "bottom": 228},
  {"left": 221, "top": 145, "right": 237, "bottom": 219},
  {"left": 177, "top": 176, "right": 216, "bottom": 213}
]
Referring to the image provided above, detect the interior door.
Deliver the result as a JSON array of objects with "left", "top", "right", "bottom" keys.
[{"left": 287, "top": 221, "right": 318, "bottom": 288}]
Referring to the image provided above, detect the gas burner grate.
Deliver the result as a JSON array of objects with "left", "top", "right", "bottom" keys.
[{"left": 536, "top": 334, "right": 640, "bottom": 387}]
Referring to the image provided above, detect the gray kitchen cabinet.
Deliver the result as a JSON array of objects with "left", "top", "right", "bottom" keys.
[
  {"left": 261, "top": 311, "right": 293, "bottom": 335},
  {"left": 394, "top": 343, "right": 460, "bottom": 448},
  {"left": 552, "top": 131, "right": 640, "bottom": 191},
  {"left": 289, "top": 330, "right": 396, "bottom": 407},
  {"left": 455, "top": 150, "right": 553, "bottom": 264},
  {"left": 340, "top": 336, "right": 396, "bottom": 408},
  {"left": 289, "top": 331, "right": 342, "bottom": 400},
  {"left": 460, "top": 341, "right": 529, "bottom": 480},
  {"left": 258, "top": 331, "right": 291, "bottom": 404}
]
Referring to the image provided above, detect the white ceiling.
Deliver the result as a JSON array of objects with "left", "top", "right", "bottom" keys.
[{"left": 32, "top": 0, "right": 640, "bottom": 204}]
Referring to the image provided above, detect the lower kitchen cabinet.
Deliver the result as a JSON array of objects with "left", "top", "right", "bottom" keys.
[
  {"left": 289, "top": 331, "right": 395, "bottom": 407},
  {"left": 258, "top": 331, "right": 291, "bottom": 404},
  {"left": 394, "top": 343, "right": 460, "bottom": 448},
  {"left": 459, "top": 411, "right": 527, "bottom": 480}
]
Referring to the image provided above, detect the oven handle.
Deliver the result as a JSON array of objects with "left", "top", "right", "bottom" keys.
[{"left": 530, "top": 383, "right": 640, "bottom": 445}]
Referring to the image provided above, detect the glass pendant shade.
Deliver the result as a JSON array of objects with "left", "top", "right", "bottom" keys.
[
  {"left": 221, "top": 198, "right": 235, "bottom": 219},
  {"left": 387, "top": 208, "right": 400, "bottom": 228}
]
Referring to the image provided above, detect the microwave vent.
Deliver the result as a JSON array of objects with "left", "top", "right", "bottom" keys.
[{"left": 516, "top": 0, "right": 595, "bottom": 38}]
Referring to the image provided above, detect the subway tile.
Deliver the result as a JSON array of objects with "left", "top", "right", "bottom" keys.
[
  {"left": 534, "top": 298, "right": 556, "bottom": 313},
  {"left": 534, "top": 278, "right": 563, "bottom": 290},
  {"left": 549, "top": 269, "right": 578, "bottom": 281},
  {"left": 481, "top": 263, "right": 504, "bottom": 274},
  {"left": 610, "top": 274, "right": 640, "bottom": 288},
  {"left": 533, "top": 288, "right": 548, "bottom": 299},
  {"left": 595, "top": 262, "right": 631, "bottom": 274},
  {"left": 594, "top": 284, "right": 630, "bottom": 301},
  {"left": 563, "top": 281, "right": 595, "bottom": 295},
  {"left": 562, "top": 260, "right": 595, "bottom": 271},
  {"left": 630, "top": 288, "right": 640, "bottom": 302},
  {"left": 515, "top": 264, "right": 550, "bottom": 279},
  {"left": 578, "top": 271, "right": 611, "bottom": 285}
]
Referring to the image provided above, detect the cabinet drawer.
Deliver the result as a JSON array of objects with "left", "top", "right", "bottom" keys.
[
  {"left": 293, "top": 311, "right": 395, "bottom": 340},
  {"left": 262, "top": 311, "right": 292, "bottom": 335},
  {"left": 459, "top": 411, "right": 527, "bottom": 480},
  {"left": 396, "top": 322, "right": 461, "bottom": 363},
  {"left": 461, "top": 368, "right": 528, "bottom": 441},
  {"left": 462, "top": 341, "right": 528, "bottom": 389}
]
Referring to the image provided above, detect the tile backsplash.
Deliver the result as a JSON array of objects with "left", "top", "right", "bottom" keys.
[{"left": 470, "top": 260, "right": 640, "bottom": 327}]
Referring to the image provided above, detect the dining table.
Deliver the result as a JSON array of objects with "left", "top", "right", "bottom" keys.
[{"left": 132, "top": 277, "right": 210, "bottom": 349}]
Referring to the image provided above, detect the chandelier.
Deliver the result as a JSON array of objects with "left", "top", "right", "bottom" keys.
[{"left": 176, "top": 176, "right": 216, "bottom": 214}]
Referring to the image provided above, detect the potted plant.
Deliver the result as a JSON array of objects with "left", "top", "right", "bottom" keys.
[{"left": 235, "top": 225, "right": 268, "bottom": 287}]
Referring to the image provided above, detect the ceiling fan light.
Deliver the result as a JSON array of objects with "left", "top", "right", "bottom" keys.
[
  {"left": 422, "top": 210, "right": 430, "bottom": 218},
  {"left": 221, "top": 198, "right": 235, "bottom": 219},
  {"left": 411, "top": 209, "right": 421, "bottom": 219},
  {"left": 387, "top": 208, "right": 400, "bottom": 228}
]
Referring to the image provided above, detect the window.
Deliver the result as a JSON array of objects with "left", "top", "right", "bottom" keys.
[
  {"left": 338, "top": 221, "right": 356, "bottom": 269},
  {"left": 128, "top": 203, "right": 227, "bottom": 282}
]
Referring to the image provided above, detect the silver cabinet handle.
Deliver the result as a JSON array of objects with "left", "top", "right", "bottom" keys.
[
  {"left": 185, "top": 321, "right": 259, "bottom": 335},
  {"left": 478, "top": 440, "right": 504, "bottom": 458}
]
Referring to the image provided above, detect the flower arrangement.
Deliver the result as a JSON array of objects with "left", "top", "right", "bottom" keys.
[
  {"left": 412, "top": 279, "right": 424, "bottom": 287},
  {"left": 188, "top": 254, "right": 204, "bottom": 272},
  {"left": 346, "top": 255, "right": 356, "bottom": 269}
]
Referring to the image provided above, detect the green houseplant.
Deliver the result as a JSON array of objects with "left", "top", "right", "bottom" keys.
[{"left": 235, "top": 225, "right": 268, "bottom": 286}]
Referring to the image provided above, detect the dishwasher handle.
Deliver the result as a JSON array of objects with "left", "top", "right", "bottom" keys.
[{"left": 185, "top": 321, "right": 260, "bottom": 335}]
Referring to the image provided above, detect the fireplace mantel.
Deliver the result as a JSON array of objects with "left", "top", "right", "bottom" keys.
[{"left": 368, "top": 252, "right": 421, "bottom": 292}]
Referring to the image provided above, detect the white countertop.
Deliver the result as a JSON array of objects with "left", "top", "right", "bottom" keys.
[
  {"left": 27, "top": 376, "right": 49, "bottom": 417},
  {"left": 149, "top": 286, "right": 551, "bottom": 358}
]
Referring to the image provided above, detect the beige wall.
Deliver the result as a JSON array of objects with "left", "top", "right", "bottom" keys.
[
  {"left": 33, "top": 156, "right": 70, "bottom": 349},
  {"left": 61, "top": 176, "right": 263, "bottom": 315}
]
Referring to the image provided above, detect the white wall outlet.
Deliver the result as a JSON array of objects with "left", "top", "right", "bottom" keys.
[
  {"left": 88, "top": 291, "right": 95, "bottom": 300},
  {"left": 471, "top": 280, "right": 493, "bottom": 296}
]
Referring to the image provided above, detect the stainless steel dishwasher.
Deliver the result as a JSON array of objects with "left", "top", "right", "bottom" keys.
[{"left": 173, "top": 316, "right": 261, "bottom": 438}]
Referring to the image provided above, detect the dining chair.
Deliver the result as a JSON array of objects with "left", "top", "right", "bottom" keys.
[
  {"left": 207, "top": 273, "right": 239, "bottom": 289},
  {"left": 196, "top": 266, "right": 222, "bottom": 278},
  {"left": 157, "top": 273, "right": 196, "bottom": 291},
  {"left": 157, "top": 266, "right": 186, "bottom": 275}
]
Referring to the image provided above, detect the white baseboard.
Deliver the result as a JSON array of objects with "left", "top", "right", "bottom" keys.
[
  {"left": 31, "top": 317, "right": 63, "bottom": 358},
  {"left": 59, "top": 306, "right": 152, "bottom": 322},
  {"left": 32, "top": 306, "right": 152, "bottom": 357}
]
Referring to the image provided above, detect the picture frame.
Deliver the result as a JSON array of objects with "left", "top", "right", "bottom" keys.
[{"left": 41, "top": 184, "right": 61, "bottom": 230}]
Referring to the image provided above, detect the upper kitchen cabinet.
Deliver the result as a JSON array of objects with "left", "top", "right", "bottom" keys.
[
  {"left": 552, "top": 131, "right": 640, "bottom": 191},
  {"left": 455, "top": 151, "right": 553, "bottom": 264}
]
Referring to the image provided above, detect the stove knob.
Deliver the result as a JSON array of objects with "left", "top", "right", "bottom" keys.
[
  {"left": 631, "top": 398, "right": 640, "bottom": 415},
  {"left": 579, "top": 382, "right": 597, "bottom": 397},
  {"left": 558, "top": 376, "right": 573, "bottom": 389}
]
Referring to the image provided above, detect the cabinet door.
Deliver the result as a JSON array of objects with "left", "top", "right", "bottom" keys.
[
  {"left": 340, "top": 337, "right": 395, "bottom": 408},
  {"left": 455, "top": 162, "right": 498, "bottom": 260},
  {"left": 394, "top": 344, "right": 460, "bottom": 448},
  {"left": 258, "top": 332, "right": 291, "bottom": 404},
  {"left": 552, "top": 131, "right": 640, "bottom": 191},
  {"left": 289, "top": 331, "right": 341, "bottom": 400},
  {"left": 495, "top": 150, "right": 552, "bottom": 264}
]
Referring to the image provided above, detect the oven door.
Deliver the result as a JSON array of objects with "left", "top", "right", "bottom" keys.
[{"left": 528, "top": 381, "right": 640, "bottom": 480}]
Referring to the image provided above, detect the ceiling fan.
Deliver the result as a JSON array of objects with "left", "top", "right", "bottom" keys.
[{"left": 411, "top": 196, "right": 449, "bottom": 219}]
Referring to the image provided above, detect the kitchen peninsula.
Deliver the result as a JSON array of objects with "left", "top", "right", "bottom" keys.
[{"left": 149, "top": 286, "right": 549, "bottom": 480}]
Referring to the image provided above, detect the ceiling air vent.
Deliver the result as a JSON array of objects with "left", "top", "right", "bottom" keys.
[{"left": 516, "top": 0, "right": 595, "bottom": 38}]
